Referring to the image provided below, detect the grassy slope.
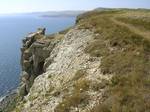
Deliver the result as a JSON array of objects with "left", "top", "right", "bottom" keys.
[{"left": 77, "top": 9, "right": 150, "bottom": 112}]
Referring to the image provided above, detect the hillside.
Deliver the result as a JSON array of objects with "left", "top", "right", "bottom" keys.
[{"left": 2, "top": 9, "right": 150, "bottom": 112}]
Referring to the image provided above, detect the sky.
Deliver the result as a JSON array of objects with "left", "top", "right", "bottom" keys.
[{"left": 0, "top": 0, "right": 150, "bottom": 14}]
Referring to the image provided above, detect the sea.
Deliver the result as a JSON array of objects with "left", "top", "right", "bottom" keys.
[{"left": 0, "top": 14, "right": 76, "bottom": 97}]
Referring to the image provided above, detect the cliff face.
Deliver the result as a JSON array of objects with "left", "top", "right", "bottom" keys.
[
  {"left": 20, "top": 28, "right": 62, "bottom": 97},
  {"left": 13, "top": 9, "right": 150, "bottom": 112},
  {"left": 16, "top": 26, "right": 110, "bottom": 112}
]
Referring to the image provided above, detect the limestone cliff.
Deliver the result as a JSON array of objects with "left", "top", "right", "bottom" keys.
[
  {"left": 4, "top": 20, "right": 105, "bottom": 112},
  {"left": 16, "top": 25, "right": 110, "bottom": 112},
  {"left": 12, "top": 9, "right": 150, "bottom": 112},
  {"left": 19, "top": 28, "right": 64, "bottom": 97}
]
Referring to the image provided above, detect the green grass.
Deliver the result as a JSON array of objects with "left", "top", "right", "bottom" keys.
[{"left": 77, "top": 10, "right": 150, "bottom": 112}]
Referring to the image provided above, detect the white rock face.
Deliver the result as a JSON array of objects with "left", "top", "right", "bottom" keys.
[{"left": 16, "top": 26, "right": 112, "bottom": 112}]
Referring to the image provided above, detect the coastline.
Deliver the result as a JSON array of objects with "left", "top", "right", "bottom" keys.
[
  {"left": 0, "top": 89, "right": 18, "bottom": 111},
  {"left": 0, "top": 89, "right": 17, "bottom": 101}
]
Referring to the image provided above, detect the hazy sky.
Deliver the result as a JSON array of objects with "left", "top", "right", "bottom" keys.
[{"left": 0, "top": 0, "right": 150, "bottom": 14}]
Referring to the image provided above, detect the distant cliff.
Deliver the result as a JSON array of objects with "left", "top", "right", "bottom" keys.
[{"left": 2, "top": 9, "right": 150, "bottom": 112}]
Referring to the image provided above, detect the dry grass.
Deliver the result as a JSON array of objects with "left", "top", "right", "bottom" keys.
[
  {"left": 77, "top": 9, "right": 150, "bottom": 112},
  {"left": 116, "top": 16, "right": 150, "bottom": 31},
  {"left": 72, "top": 70, "right": 86, "bottom": 81},
  {"left": 59, "top": 27, "right": 72, "bottom": 34},
  {"left": 55, "top": 92, "right": 89, "bottom": 112},
  {"left": 55, "top": 71, "right": 90, "bottom": 112}
]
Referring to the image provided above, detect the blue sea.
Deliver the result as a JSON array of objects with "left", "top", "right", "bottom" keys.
[{"left": 0, "top": 14, "right": 76, "bottom": 96}]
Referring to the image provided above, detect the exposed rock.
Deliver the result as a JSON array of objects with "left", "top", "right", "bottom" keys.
[
  {"left": 2, "top": 9, "right": 149, "bottom": 112},
  {"left": 19, "top": 28, "right": 64, "bottom": 99},
  {"left": 19, "top": 84, "right": 27, "bottom": 97},
  {"left": 21, "top": 71, "right": 30, "bottom": 82},
  {"left": 19, "top": 28, "right": 54, "bottom": 97},
  {"left": 13, "top": 26, "right": 112, "bottom": 112}
]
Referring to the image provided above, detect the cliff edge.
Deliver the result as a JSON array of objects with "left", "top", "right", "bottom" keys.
[
  {"left": 17, "top": 26, "right": 105, "bottom": 112},
  {"left": 3, "top": 9, "right": 150, "bottom": 112}
]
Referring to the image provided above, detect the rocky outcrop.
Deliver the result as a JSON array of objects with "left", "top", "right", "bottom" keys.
[
  {"left": 19, "top": 28, "right": 61, "bottom": 97},
  {"left": 12, "top": 24, "right": 112, "bottom": 112}
]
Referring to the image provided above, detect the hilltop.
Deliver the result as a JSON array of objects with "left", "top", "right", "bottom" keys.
[{"left": 1, "top": 9, "right": 150, "bottom": 112}]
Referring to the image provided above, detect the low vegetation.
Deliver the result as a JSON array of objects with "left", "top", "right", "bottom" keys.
[
  {"left": 77, "top": 9, "right": 150, "bottom": 112},
  {"left": 55, "top": 71, "right": 90, "bottom": 112},
  {"left": 55, "top": 92, "right": 89, "bottom": 112}
]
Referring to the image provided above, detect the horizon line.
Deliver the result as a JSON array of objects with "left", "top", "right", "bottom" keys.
[
  {"left": 0, "top": 7, "right": 149, "bottom": 15},
  {"left": 0, "top": 9, "right": 89, "bottom": 15}
]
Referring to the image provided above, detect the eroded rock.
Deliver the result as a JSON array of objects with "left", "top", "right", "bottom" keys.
[{"left": 19, "top": 28, "right": 55, "bottom": 97}]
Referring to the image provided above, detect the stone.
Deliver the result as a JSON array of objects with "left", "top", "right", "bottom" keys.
[
  {"left": 21, "top": 71, "right": 30, "bottom": 82},
  {"left": 23, "top": 60, "right": 31, "bottom": 70},
  {"left": 37, "top": 28, "right": 46, "bottom": 35},
  {"left": 19, "top": 84, "right": 27, "bottom": 97},
  {"left": 19, "top": 28, "right": 53, "bottom": 98},
  {"left": 23, "top": 50, "right": 31, "bottom": 60}
]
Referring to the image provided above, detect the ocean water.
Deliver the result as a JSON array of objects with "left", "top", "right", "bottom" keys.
[{"left": 0, "top": 14, "right": 76, "bottom": 96}]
